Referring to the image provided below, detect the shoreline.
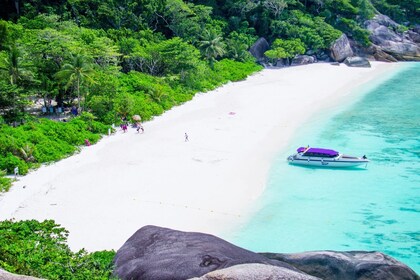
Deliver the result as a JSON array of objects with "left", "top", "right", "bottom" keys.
[{"left": 0, "top": 62, "right": 400, "bottom": 251}]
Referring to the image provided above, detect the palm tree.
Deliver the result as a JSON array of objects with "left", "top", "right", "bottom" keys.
[
  {"left": 0, "top": 45, "right": 32, "bottom": 86},
  {"left": 198, "top": 30, "right": 226, "bottom": 67},
  {"left": 0, "top": 44, "right": 33, "bottom": 120},
  {"left": 55, "top": 54, "right": 95, "bottom": 111}
]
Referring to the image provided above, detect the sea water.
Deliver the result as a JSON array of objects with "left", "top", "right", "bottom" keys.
[{"left": 231, "top": 62, "right": 420, "bottom": 273}]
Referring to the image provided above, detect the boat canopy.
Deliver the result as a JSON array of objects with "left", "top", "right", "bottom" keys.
[{"left": 297, "top": 147, "right": 339, "bottom": 157}]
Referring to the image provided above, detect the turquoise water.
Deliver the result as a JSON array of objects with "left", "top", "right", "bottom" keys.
[{"left": 231, "top": 63, "right": 420, "bottom": 273}]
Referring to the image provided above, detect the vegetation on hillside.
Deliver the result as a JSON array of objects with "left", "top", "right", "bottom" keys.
[
  {"left": 0, "top": 219, "right": 115, "bottom": 279},
  {"left": 0, "top": 0, "right": 418, "bottom": 278}
]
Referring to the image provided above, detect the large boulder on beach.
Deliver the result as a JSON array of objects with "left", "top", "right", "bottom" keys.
[
  {"left": 261, "top": 251, "right": 419, "bottom": 280},
  {"left": 344, "top": 56, "right": 371, "bottom": 67},
  {"left": 291, "top": 55, "right": 317, "bottom": 66},
  {"left": 249, "top": 37, "right": 270, "bottom": 63},
  {"left": 364, "top": 14, "right": 420, "bottom": 61},
  {"left": 190, "top": 263, "right": 320, "bottom": 280},
  {"left": 113, "top": 225, "right": 298, "bottom": 280},
  {"left": 330, "top": 34, "right": 354, "bottom": 62}
]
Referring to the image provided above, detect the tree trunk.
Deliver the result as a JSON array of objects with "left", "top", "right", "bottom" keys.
[
  {"left": 77, "top": 77, "right": 81, "bottom": 112},
  {"left": 14, "top": 0, "right": 20, "bottom": 16}
]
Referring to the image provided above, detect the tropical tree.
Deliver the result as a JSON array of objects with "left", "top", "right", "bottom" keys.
[
  {"left": 265, "top": 38, "right": 306, "bottom": 64},
  {"left": 0, "top": 45, "right": 33, "bottom": 121},
  {"left": 198, "top": 29, "right": 226, "bottom": 67},
  {"left": 55, "top": 54, "right": 95, "bottom": 111},
  {"left": 262, "top": 0, "right": 289, "bottom": 18},
  {"left": 0, "top": 45, "right": 33, "bottom": 86}
]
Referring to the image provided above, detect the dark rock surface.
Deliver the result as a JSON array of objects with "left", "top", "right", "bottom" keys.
[
  {"left": 275, "top": 58, "right": 287, "bottom": 67},
  {"left": 344, "top": 56, "right": 371, "bottom": 67},
  {"left": 367, "top": 45, "right": 398, "bottom": 62},
  {"left": 330, "top": 34, "right": 353, "bottom": 62},
  {"left": 364, "top": 14, "right": 420, "bottom": 61},
  {"left": 261, "top": 251, "right": 419, "bottom": 280},
  {"left": 249, "top": 37, "right": 270, "bottom": 64},
  {"left": 0, "top": 269, "right": 44, "bottom": 280},
  {"left": 113, "top": 225, "right": 298, "bottom": 280},
  {"left": 291, "top": 55, "right": 317, "bottom": 66},
  {"left": 190, "top": 263, "right": 320, "bottom": 280},
  {"left": 407, "top": 30, "right": 420, "bottom": 44},
  {"left": 113, "top": 226, "right": 418, "bottom": 280}
]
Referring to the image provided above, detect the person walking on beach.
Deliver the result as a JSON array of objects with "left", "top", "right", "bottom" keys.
[
  {"left": 14, "top": 166, "right": 19, "bottom": 179},
  {"left": 185, "top": 132, "right": 189, "bottom": 142},
  {"left": 122, "top": 123, "right": 128, "bottom": 133},
  {"left": 136, "top": 122, "right": 144, "bottom": 133}
]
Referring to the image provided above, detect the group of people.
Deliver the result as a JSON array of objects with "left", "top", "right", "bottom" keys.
[
  {"left": 120, "top": 117, "right": 144, "bottom": 134},
  {"left": 119, "top": 116, "right": 190, "bottom": 141}
]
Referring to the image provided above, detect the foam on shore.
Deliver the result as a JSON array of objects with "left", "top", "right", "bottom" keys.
[{"left": 0, "top": 62, "right": 399, "bottom": 251}]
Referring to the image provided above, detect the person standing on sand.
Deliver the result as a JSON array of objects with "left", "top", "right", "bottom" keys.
[
  {"left": 136, "top": 122, "right": 144, "bottom": 133},
  {"left": 185, "top": 132, "right": 189, "bottom": 142},
  {"left": 14, "top": 166, "right": 19, "bottom": 179}
]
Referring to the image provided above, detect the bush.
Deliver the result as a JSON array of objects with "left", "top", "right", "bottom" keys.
[
  {"left": 0, "top": 118, "right": 110, "bottom": 178},
  {"left": 0, "top": 153, "right": 28, "bottom": 175},
  {"left": 212, "top": 59, "right": 263, "bottom": 82},
  {"left": 0, "top": 170, "right": 12, "bottom": 192},
  {"left": 0, "top": 220, "right": 115, "bottom": 279},
  {"left": 271, "top": 10, "right": 342, "bottom": 51}
]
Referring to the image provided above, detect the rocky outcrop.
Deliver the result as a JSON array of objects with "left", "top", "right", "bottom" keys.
[
  {"left": 261, "top": 251, "right": 418, "bottom": 280},
  {"left": 364, "top": 14, "right": 420, "bottom": 61},
  {"left": 330, "top": 34, "right": 354, "bottom": 62},
  {"left": 291, "top": 55, "right": 317, "bottom": 66},
  {"left": 249, "top": 37, "right": 270, "bottom": 64},
  {"left": 113, "top": 226, "right": 419, "bottom": 280},
  {"left": 0, "top": 269, "right": 44, "bottom": 280},
  {"left": 190, "top": 263, "right": 320, "bottom": 280},
  {"left": 344, "top": 56, "right": 371, "bottom": 67},
  {"left": 113, "top": 225, "right": 299, "bottom": 280}
]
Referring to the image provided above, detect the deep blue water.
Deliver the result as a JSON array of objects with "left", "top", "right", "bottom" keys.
[{"left": 231, "top": 63, "right": 420, "bottom": 273}]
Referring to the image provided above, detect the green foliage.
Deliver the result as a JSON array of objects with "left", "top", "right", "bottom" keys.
[
  {"left": 213, "top": 59, "right": 263, "bottom": 81},
  {"left": 265, "top": 38, "right": 306, "bottom": 61},
  {"left": 0, "top": 219, "right": 115, "bottom": 279},
  {"left": 0, "top": 153, "right": 28, "bottom": 175},
  {"left": 0, "top": 118, "right": 109, "bottom": 178},
  {"left": 55, "top": 54, "right": 96, "bottom": 110},
  {"left": 271, "top": 10, "right": 341, "bottom": 50},
  {"left": 336, "top": 17, "right": 371, "bottom": 46},
  {"left": 371, "top": 0, "right": 420, "bottom": 24},
  {"left": 198, "top": 29, "right": 227, "bottom": 66},
  {"left": 226, "top": 31, "right": 257, "bottom": 62},
  {"left": 0, "top": 170, "right": 12, "bottom": 192},
  {"left": 164, "top": 0, "right": 213, "bottom": 41}
]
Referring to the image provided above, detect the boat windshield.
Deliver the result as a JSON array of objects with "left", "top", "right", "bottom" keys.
[{"left": 297, "top": 147, "right": 339, "bottom": 157}]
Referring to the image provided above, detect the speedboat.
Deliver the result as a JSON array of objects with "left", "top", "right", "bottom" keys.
[{"left": 287, "top": 147, "right": 369, "bottom": 167}]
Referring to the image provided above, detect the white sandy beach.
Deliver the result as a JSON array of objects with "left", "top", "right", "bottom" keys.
[{"left": 0, "top": 62, "right": 399, "bottom": 252}]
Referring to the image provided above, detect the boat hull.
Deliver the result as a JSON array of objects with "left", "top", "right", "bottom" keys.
[{"left": 287, "top": 156, "right": 368, "bottom": 167}]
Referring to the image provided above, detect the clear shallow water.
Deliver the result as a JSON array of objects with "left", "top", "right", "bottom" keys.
[{"left": 231, "top": 63, "right": 420, "bottom": 273}]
